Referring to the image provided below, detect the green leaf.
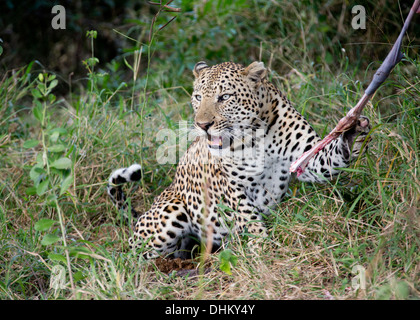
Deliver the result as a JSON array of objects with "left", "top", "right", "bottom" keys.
[
  {"left": 86, "top": 30, "right": 97, "bottom": 39},
  {"left": 218, "top": 249, "right": 238, "bottom": 275},
  {"left": 60, "top": 174, "right": 73, "bottom": 195},
  {"left": 123, "top": 57, "right": 134, "bottom": 72},
  {"left": 73, "top": 271, "right": 86, "bottom": 282},
  {"left": 33, "top": 101, "right": 44, "bottom": 123},
  {"left": 31, "top": 88, "right": 42, "bottom": 98},
  {"left": 41, "top": 234, "right": 60, "bottom": 246},
  {"left": 220, "top": 260, "right": 232, "bottom": 275},
  {"left": 69, "top": 247, "right": 92, "bottom": 260},
  {"left": 48, "top": 93, "right": 56, "bottom": 104},
  {"left": 36, "top": 178, "right": 50, "bottom": 195},
  {"left": 37, "top": 82, "right": 46, "bottom": 94},
  {"left": 48, "top": 253, "right": 67, "bottom": 263},
  {"left": 49, "top": 127, "right": 68, "bottom": 135},
  {"left": 23, "top": 139, "right": 39, "bottom": 148},
  {"left": 25, "top": 61, "right": 34, "bottom": 75},
  {"left": 25, "top": 187, "right": 37, "bottom": 196},
  {"left": 49, "top": 144, "right": 66, "bottom": 153},
  {"left": 50, "top": 157, "right": 72, "bottom": 170},
  {"left": 29, "top": 165, "right": 44, "bottom": 182},
  {"left": 34, "top": 167, "right": 46, "bottom": 174},
  {"left": 34, "top": 218, "right": 56, "bottom": 231},
  {"left": 48, "top": 79, "right": 58, "bottom": 91},
  {"left": 49, "top": 131, "right": 60, "bottom": 143}
]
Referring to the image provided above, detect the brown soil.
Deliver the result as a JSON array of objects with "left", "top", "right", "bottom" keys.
[{"left": 152, "top": 257, "right": 212, "bottom": 277}]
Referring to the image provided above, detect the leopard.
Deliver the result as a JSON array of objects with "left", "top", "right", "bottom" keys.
[{"left": 107, "top": 61, "right": 371, "bottom": 259}]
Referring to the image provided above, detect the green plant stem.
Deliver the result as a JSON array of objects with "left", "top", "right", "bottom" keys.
[
  {"left": 130, "top": 47, "right": 143, "bottom": 111},
  {"left": 53, "top": 196, "right": 75, "bottom": 292},
  {"left": 40, "top": 99, "right": 75, "bottom": 293},
  {"left": 137, "top": 34, "right": 155, "bottom": 207}
]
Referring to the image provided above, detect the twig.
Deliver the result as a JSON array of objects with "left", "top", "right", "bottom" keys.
[{"left": 148, "top": 0, "right": 181, "bottom": 43}]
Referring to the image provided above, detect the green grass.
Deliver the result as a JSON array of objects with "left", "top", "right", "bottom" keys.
[{"left": 0, "top": 0, "right": 419, "bottom": 300}]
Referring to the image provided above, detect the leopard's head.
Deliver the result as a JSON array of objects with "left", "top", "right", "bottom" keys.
[{"left": 192, "top": 61, "right": 267, "bottom": 154}]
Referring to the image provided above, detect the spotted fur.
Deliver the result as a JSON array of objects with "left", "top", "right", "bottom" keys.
[
  {"left": 107, "top": 164, "right": 142, "bottom": 217},
  {"left": 108, "top": 61, "right": 371, "bottom": 259}
]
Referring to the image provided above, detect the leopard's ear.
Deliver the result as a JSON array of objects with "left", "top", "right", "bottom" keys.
[
  {"left": 193, "top": 61, "right": 208, "bottom": 78},
  {"left": 242, "top": 61, "right": 267, "bottom": 83}
]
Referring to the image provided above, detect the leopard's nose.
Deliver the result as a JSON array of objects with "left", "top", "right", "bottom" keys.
[{"left": 197, "top": 121, "right": 214, "bottom": 132}]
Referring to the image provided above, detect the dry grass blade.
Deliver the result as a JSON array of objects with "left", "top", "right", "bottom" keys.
[
  {"left": 159, "top": 16, "right": 177, "bottom": 31},
  {"left": 147, "top": 0, "right": 181, "bottom": 42}
]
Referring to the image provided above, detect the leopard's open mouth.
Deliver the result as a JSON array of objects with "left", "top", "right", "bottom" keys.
[
  {"left": 207, "top": 134, "right": 232, "bottom": 150},
  {"left": 207, "top": 134, "right": 223, "bottom": 149}
]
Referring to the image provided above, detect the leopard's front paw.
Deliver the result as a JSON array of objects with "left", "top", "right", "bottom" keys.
[{"left": 343, "top": 115, "right": 371, "bottom": 158}]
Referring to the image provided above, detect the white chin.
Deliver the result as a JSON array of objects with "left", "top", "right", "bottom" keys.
[{"left": 208, "top": 146, "right": 230, "bottom": 157}]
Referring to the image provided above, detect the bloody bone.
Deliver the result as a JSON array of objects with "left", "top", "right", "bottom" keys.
[{"left": 290, "top": 0, "right": 420, "bottom": 176}]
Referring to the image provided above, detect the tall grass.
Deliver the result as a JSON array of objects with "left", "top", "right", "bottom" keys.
[{"left": 0, "top": 0, "right": 419, "bottom": 300}]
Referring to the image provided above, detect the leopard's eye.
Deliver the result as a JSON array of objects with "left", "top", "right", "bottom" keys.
[
  {"left": 219, "top": 94, "right": 231, "bottom": 102},
  {"left": 194, "top": 94, "right": 202, "bottom": 102}
]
